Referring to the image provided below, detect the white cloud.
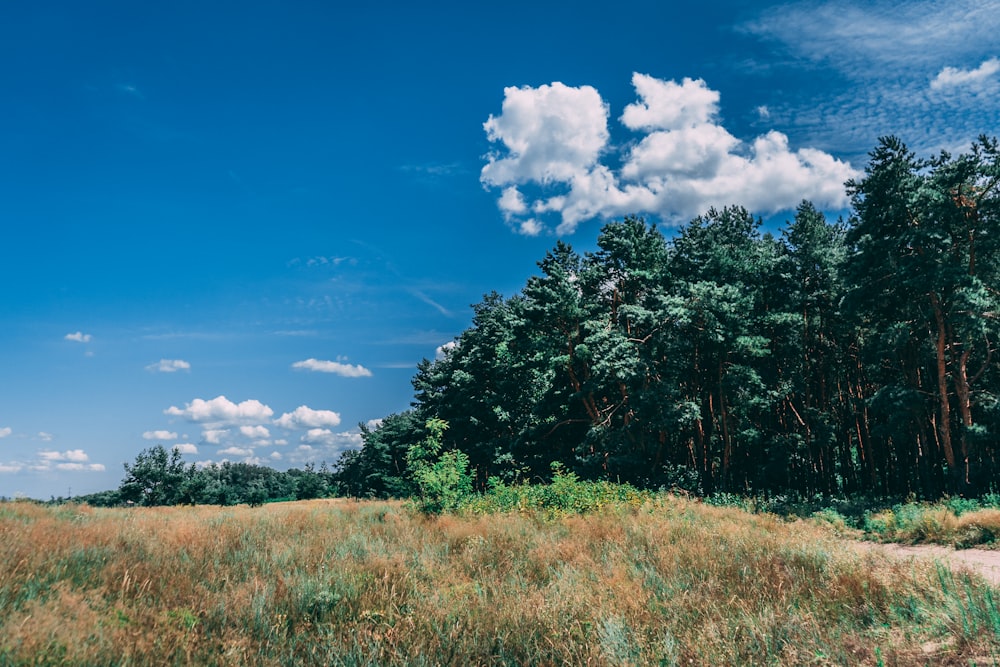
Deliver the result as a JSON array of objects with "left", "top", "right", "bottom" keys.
[
  {"left": 302, "top": 428, "right": 336, "bottom": 445},
  {"left": 741, "top": 1, "right": 1000, "bottom": 74},
  {"left": 146, "top": 359, "right": 191, "bottom": 373},
  {"left": 621, "top": 75, "right": 719, "bottom": 130},
  {"left": 143, "top": 430, "right": 178, "bottom": 441},
  {"left": 239, "top": 425, "right": 271, "bottom": 439},
  {"left": 435, "top": 341, "right": 458, "bottom": 360},
  {"left": 203, "top": 428, "right": 229, "bottom": 444},
  {"left": 0, "top": 463, "right": 23, "bottom": 473},
  {"left": 37, "top": 432, "right": 53, "bottom": 442},
  {"left": 738, "top": 1, "right": 1000, "bottom": 159},
  {"left": 291, "top": 358, "right": 373, "bottom": 377},
  {"left": 482, "top": 81, "right": 610, "bottom": 187},
  {"left": 173, "top": 443, "right": 199, "bottom": 455},
  {"left": 56, "top": 463, "right": 106, "bottom": 471},
  {"left": 931, "top": 57, "right": 1000, "bottom": 90},
  {"left": 274, "top": 405, "right": 342, "bottom": 430},
  {"left": 286, "top": 429, "right": 364, "bottom": 464},
  {"left": 0, "top": 427, "right": 11, "bottom": 438},
  {"left": 481, "top": 74, "right": 858, "bottom": 234},
  {"left": 270, "top": 451, "right": 283, "bottom": 460},
  {"left": 165, "top": 395, "right": 274, "bottom": 425},
  {"left": 64, "top": 332, "right": 92, "bottom": 343},
  {"left": 39, "top": 449, "right": 90, "bottom": 462},
  {"left": 218, "top": 446, "right": 253, "bottom": 457}
]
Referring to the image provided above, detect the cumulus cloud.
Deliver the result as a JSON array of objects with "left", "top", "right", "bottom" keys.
[
  {"left": 301, "top": 428, "right": 336, "bottom": 445},
  {"left": 931, "top": 57, "right": 1000, "bottom": 90},
  {"left": 143, "top": 430, "right": 178, "bottom": 441},
  {"left": 284, "top": 429, "right": 364, "bottom": 464},
  {"left": 274, "top": 405, "right": 342, "bottom": 430},
  {"left": 0, "top": 427, "right": 11, "bottom": 438},
  {"left": 203, "top": 428, "right": 229, "bottom": 444},
  {"left": 481, "top": 74, "right": 859, "bottom": 234},
  {"left": 165, "top": 396, "right": 274, "bottom": 425},
  {"left": 291, "top": 358, "right": 373, "bottom": 377},
  {"left": 33, "top": 449, "right": 104, "bottom": 471},
  {"left": 146, "top": 359, "right": 191, "bottom": 373},
  {"left": 435, "top": 341, "right": 458, "bottom": 360},
  {"left": 482, "top": 81, "right": 609, "bottom": 187},
  {"left": 64, "top": 332, "right": 92, "bottom": 343},
  {"left": 239, "top": 425, "right": 271, "bottom": 440},
  {"left": 218, "top": 446, "right": 253, "bottom": 457},
  {"left": 173, "top": 443, "right": 199, "bottom": 455}
]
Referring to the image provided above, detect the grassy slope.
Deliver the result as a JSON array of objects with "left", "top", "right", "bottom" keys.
[{"left": 1, "top": 498, "right": 999, "bottom": 666}]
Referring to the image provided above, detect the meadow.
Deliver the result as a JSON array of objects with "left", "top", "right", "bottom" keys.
[{"left": 2, "top": 497, "right": 1000, "bottom": 666}]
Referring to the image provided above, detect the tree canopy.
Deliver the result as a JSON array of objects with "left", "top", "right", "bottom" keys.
[{"left": 343, "top": 136, "right": 1000, "bottom": 500}]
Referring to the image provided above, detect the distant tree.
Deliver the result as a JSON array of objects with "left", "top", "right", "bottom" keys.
[
  {"left": 119, "top": 445, "right": 187, "bottom": 506},
  {"left": 292, "top": 463, "right": 329, "bottom": 500}
]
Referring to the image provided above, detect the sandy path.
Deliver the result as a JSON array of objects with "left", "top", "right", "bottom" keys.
[{"left": 854, "top": 541, "right": 1000, "bottom": 586}]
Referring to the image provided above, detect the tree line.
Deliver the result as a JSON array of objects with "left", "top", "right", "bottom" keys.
[
  {"left": 338, "top": 136, "right": 1000, "bottom": 501},
  {"left": 71, "top": 445, "right": 336, "bottom": 507}
]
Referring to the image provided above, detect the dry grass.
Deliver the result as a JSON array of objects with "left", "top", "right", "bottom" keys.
[{"left": 2, "top": 497, "right": 999, "bottom": 666}]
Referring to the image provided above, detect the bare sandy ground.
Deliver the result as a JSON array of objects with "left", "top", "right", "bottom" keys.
[{"left": 854, "top": 541, "right": 1000, "bottom": 586}]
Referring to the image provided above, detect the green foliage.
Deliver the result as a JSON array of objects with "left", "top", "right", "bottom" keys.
[
  {"left": 112, "top": 446, "right": 332, "bottom": 507},
  {"left": 460, "top": 462, "right": 649, "bottom": 517},
  {"left": 407, "top": 419, "right": 473, "bottom": 514}
]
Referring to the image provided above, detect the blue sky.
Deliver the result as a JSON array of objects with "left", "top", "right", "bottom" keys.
[{"left": 2, "top": 0, "right": 997, "bottom": 499}]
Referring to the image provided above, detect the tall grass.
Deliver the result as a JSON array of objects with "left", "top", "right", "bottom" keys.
[{"left": 2, "top": 497, "right": 999, "bottom": 665}]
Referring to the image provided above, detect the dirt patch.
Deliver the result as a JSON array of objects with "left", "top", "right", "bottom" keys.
[{"left": 854, "top": 541, "right": 1000, "bottom": 586}]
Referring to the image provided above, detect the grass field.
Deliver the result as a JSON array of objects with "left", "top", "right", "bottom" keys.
[{"left": 2, "top": 497, "right": 1000, "bottom": 666}]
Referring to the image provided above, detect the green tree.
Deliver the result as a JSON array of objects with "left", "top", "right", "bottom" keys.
[
  {"left": 847, "top": 136, "right": 1000, "bottom": 494},
  {"left": 119, "top": 445, "right": 187, "bottom": 506},
  {"left": 406, "top": 418, "right": 472, "bottom": 513}
]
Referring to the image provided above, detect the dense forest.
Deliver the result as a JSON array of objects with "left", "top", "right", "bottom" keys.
[
  {"left": 63, "top": 135, "right": 1000, "bottom": 508},
  {"left": 338, "top": 136, "right": 1000, "bottom": 501}
]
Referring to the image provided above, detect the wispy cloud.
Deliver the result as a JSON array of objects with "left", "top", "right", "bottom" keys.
[
  {"left": 738, "top": 0, "right": 1000, "bottom": 158},
  {"left": 292, "top": 358, "right": 373, "bottom": 377},
  {"left": 399, "top": 161, "right": 466, "bottom": 184},
  {"left": 287, "top": 256, "right": 357, "bottom": 269},
  {"left": 0, "top": 427, "right": 11, "bottom": 439},
  {"left": 408, "top": 289, "right": 454, "bottom": 317},
  {"left": 116, "top": 83, "right": 145, "bottom": 99},
  {"left": 741, "top": 1, "right": 1000, "bottom": 74},
  {"left": 64, "top": 331, "right": 92, "bottom": 343},
  {"left": 146, "top": 359, "right": 191, "bottom": 373}
]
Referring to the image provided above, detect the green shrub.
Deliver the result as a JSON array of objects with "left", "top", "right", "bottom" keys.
[{"left": 406, "top": 419, "right": 473, "bottom": 514}]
